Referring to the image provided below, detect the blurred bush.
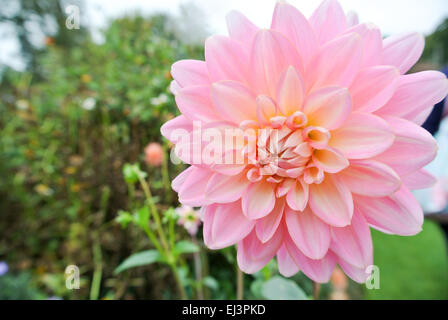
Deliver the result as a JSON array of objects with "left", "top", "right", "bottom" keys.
[{"left": 0, "top": 14, "right": 202, "bottom": 299}]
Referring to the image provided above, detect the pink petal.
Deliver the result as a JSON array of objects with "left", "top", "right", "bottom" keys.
[
  {"left": 172, "top": 166, "right": 193, "bottom": 192},
  {"left": 285, "top": 206, "right": 330, "bottom": 260},
  {"left": 329, "top": 113, "right": 395, "bottom": 160},
  {"left": 211, "top": 80, "right": 257, "bottom": 124},
  {"left": 285, "top": 235, "right": 337, "bottom": 283},
  {"left": 309, "top": 175, "right": 353, "bottom": 227},
  {"left": 276, "top": 66, "right": 305, "bottom": 116},
  {"left": 376, "top": 71, "right": 448, "bottom": 124},
  {"left": 344, "top": 23, "right": 383, "bottom": 68},
  {"left": 339, "top": 160, "right": 401, "bottom": 197},
  {"left": 256, "top": 95, "right": 278, "bottom": 124},
  {"left": 242, "top": 180, "right": 276, "bottom": 220},
  {"left": 160, "top": 115, "right": 192, "bottom": 143},
  {"left": 271, "top": 2, "right": 318, "bottom": 67},
  {"left": 312, "top": 147, "right": 349, "bottom": 174},
  {"left": 350, "top": 66, "right": 400, "bottom": 113},
  {"left": 176, "top": 85, "right": 220, "bottom": 122},
  {"left": 226, "top": 10, "right": 259, "bottom": 51},
  {"left": 205, "top": 172, "right": 250, "bottom": 204},
  {"left": 346, "top": 11, "right": 359, "bottom": 28},
  {"left": 382, "top": 32, "right": 425, "bottom": 75},
  {"left": 277, "top": 244, "right": 300, "bottom": 277},
  {"left": 237, "top": 226, "right": 284, "bottom": 274},
  {"left": 255, "top": 198, "right": 285, "bottom": 243},
  {"left": 286, "top": 179, "right": 309, "bottom": 211},
  {"left": 276, "top": 178, "right": 295, "bottom": 197},
  {"left": 171, "top": 60, "right": 209, "bottom": 87},
  {"left": 170, "top": 80, "right": 182, "bottom": 96},
  {"left": 306, "top": 33, "right": 363, "bottom": 93},
  {"left": 303, "top": 86, "right": 352, "bottom": 130},
  {"left": 205, "top": 35, "right": 250, "bottom": 84},
  {"left": 203, "top": 201, "right": 255, "bottom": 250},
  {"left": 402, "top": 169, "right": 436, "bottom": 190},
  {"left": 330, "top": 212, "right": 373, "bottom": 269},
  {"left": 338, "top": 258, "right": 370, "bottom": 283},
  {"left": 178, "top": 167, "right": 213, "bottom": 206},
  {"left": 355, "top": 185, "right": 424, "bottom": 236},
  {"left": 374, "top": 116, "right": 437, "bottom": 176},
  {"left": 309, "top": 0, "right": 347, "bottom": 45},
  {"left": 250, "top": 30, "right": 304, "bottom": 97}
]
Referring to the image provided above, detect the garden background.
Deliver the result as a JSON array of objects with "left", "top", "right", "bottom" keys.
[{"left": 1, "top": 0, "right": 448, "bottom": 300}]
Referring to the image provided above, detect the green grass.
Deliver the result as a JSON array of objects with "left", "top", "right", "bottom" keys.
[{"left": 365, "top": 220, "right": 448, "bottom": 300}]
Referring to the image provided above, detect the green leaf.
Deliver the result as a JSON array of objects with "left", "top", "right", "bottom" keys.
[
  {"left": 202, "top": 276, "right": 219, "bottom": 291},
  {"left": 122, "top": 163, "right": 146, "bottom": 184},
  {"left": 116, "top": 210, "right": 133, "bottom": 228},
  {"left": 114, "top": 250, "right": 163, "bottom": 275},
  {"left": 134, "top": 206, "right": 150, "bottom": 229},
  {"left": 261, "top": 276, "right": 308, "bottom": 300},
  {"left": 174, "top": 240, "right": 200, "bottom": 255}
]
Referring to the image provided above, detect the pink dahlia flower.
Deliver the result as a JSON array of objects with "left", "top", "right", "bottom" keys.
[{"left": 161, "top": 0, "right": 448, "bottom": 283}]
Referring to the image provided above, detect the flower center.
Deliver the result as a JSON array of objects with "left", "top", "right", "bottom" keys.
[{"left": 243, "top": 113, "right": 329, "bottom": 185}]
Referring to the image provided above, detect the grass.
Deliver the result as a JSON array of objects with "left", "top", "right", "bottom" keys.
[{"left": 365, "top": 220, "right": 448, "bottom": 300}]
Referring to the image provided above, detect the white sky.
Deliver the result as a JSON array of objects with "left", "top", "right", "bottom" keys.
[{"left": 1, "top": 0, "right": 448, "bottom": 70}]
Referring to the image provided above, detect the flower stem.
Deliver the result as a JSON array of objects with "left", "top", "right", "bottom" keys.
[
  {"left": 236, "top": 267, "right": 244, "bottom": 300},
  {"left": 313, "top": 281, "right": 321, "bottom": 300}
]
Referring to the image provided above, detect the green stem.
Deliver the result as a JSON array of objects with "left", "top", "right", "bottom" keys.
[
  {"left": 170, "top": 262, "right": 187, "bottom": 300},
  {"left": 90, "top": 234, "right": 103, "bottom": 300},
  {"left": 236, "top": 267, "right": 244, "bottom": 300},
  {"left": 161, "top": 141, "right": 172, "bottom": 203}
]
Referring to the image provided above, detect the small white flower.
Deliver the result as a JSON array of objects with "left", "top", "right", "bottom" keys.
[
  {"left": 82, "top": 97, "right": 96, "bottom": 111},
  {"left": 16, "top": 99, "right": 30, "bottom": 110},
  {"left": 150, "top": 93, "right": 169, "bottom": 106}
]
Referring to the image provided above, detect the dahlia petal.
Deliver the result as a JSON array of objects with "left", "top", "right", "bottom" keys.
[
  {"left": 309, "top": 175, "right": 353, "bottom": 227},
  {"left": 276, "top": 178, "right": 295, "bottom": 198},
  {"left": 271, "top": 2, "right": 318, "bottom": 66},
  {"left": 176, "top": 85, "right": 219, "bottom": 122},
  {"left": 160, "top": 115, "right": 192, "bottom": 143},
  {"left": 242, "top": 180, "right": 276, "bottom": 220},
  {"left": 306, "top": 33, "right": 363, "bottom": 92},
  {"left": 285, "top": 206, "right": 330, "bottom": 260},
  {"left": 226, "top": 10, "right": 259, "bottom": 50},
  {"left": 250, "top": 30, "right": 304, "bottom": 97},
  {"left": 338, "top": 258, "right": 370, "bottom": 284},
  {"left": 339, "top": 160, "right": 401, "bottom": 197},
  {"left": 204, "top": 201, "right": 255, "bottom": 250},
  {"left": 277, "top": 244, "right": 300, "bottom": 277},
  {"left": 237, "top": 226, "right": 284, "bottom": 274},
  {"left": 256, "top": 95, "right": 278, "bottom": 124},
  {"left": 276, "top": 66, "right": 305, "bottom": 116},
  {"left": 303, "top": 86, "right": 352, "bottom": 130},
  {"left": 329, "top": 113, "right": 395, "bottom": 160},
  {"left": 376, "top": 71, "right": 448, "bottom": 124},
  {"left": 205, "top": 172, "right": 250, "bottom": 204},
  {"left": 350, "top": 66, "right": 400, "bottom": 113},
  {"left": 171, "top": 60, "right": 209, "bottom": 87},
  {"left": 211, "top": 80, "right": 257, "bottom": 124},
  {"left": 172, "top": 166, "right": 193, "bottom": 193},
  {"left": 355, "top": 185, "right": 424, "bottom": 236},
  {"left": 346, "top": 11, "right": 359, "bottom": 28},
  {"left": 205, "top": 35, "right": 250, "bottom": 84},
  {"left": 285, "top": 235, "right": 337, "bottom": 283},
  {"left": 309, "top": 0, "right": 347, "bottom": 45},
  {"left": 286, "top": 179, "right": 309, "bottom": 211},
  {"left": 178, "top": 167, "right": 213, "bottom": 206},
  {"left": 344, "top": 23, "right": 383, "bottom": 68},
  {"left": 402, "top": 169, "right": 436, "bottom": 190},
  {"left": 374, "top": 117, "right": 437, "bottom": 176},
  {"left": 170, "top": 80, "right": 181, "bottom": 95},
  {"left": 312, "top": 147, "right": 349, "bottom": 174},
  {"left": 255, "top": 198, "right": 285, "bottom": 243},
  {"left": 382, "top": 32, "right": 425, "bottom": 74},
  {"left": 330, "top": 212, "right": 373, "bottom": 269}
]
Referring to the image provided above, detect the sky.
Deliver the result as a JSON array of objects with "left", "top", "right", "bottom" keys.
[{"left": 1, "top": 0, "right": 448, "bottom": 70}]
